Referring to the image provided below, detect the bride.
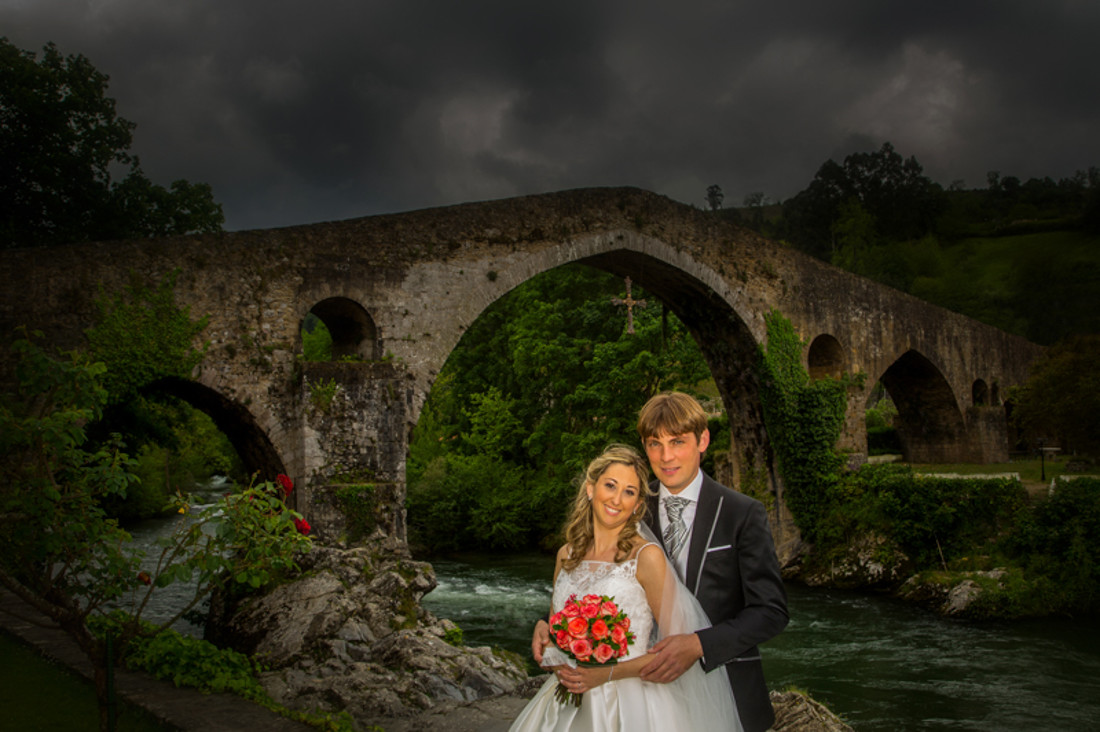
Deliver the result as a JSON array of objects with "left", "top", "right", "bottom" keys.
[{"left": 510, "top": 444, "right": 741, "bottom": 731}]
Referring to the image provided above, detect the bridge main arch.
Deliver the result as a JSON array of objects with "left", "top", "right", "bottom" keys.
[{"left": 0, "top": 187, "right": 1043, "bottom": 555}]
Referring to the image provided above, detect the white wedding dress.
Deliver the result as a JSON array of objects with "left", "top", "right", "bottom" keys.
[{"left": 509, "top": 542, "right": 740, "bottom": 732}]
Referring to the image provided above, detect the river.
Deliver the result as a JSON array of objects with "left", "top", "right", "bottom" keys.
[
  {"left": 122, "top": 506, "right": 1100, "bottom": 731},
  {"left": 420, "top": 552, "right": 1100, "bottom": 731}
]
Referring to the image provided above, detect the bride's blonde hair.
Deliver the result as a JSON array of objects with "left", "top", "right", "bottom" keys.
[{"left": 561, "top": 444, "right": 652, "bottom": 571}]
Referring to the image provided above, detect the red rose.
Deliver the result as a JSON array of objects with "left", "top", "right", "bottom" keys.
[
  {"left": 611, "top": 624, "right": 627, "bottom": 645},
  {"left": 581, "top": 601, "right": 600, "bottom": 619},
  {"left": 549, "top": 611, "right": 565, "bottom": 628},
  {"left": 590, "top": 619, "right": 609, "bottom": 640},
  {"left": 277, "top": 474, "right": 294, "bottom": 497},
  {"left": 619, "top": 616, "right": 631, "bottom": 632},
  {"left": 600, "top": 601, "right": 618, "bottom": 616},
  {"left": 567, "top": 616, "right": 589, "bottom": 638},
  {"left": 593, "top": 642, "right": 615, "bottom": 664},
  {"left": 294, "top": 517, "right": 311, "bottom": 535},
  {"left": 562, "top": 599, "right": 581, "bottom": 617},
  {"left": 556, "top": 630, "right": 571, "bottom": 649},
  {"left": 570, "top": 638, "right": 593, "bottom": 661}
]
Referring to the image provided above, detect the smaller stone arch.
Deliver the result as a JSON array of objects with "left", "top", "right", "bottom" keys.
[
  {"left": 306, "top": 297, "right": 381, "bottom": 361},
  {"left": 990, "top": 381, "right": 1001, "bottom": 406},
  {"left": 808, "top": 334, "right": 845, "bottom": 380},
  {"left": 972, "top": 379, "right": 989, "bottom": 406}
]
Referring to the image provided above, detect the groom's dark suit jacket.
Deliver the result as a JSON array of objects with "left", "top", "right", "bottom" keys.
[{"left": 645, "top": 471, "right": 789, "bottom": 732}]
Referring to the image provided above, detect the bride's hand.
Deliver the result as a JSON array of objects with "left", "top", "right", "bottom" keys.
[
  {"left": 531, "top": 620, "right": 550, "bottom": 664},
  {"left": 556, "top": 664, "right": 608, "bottom": 693}
]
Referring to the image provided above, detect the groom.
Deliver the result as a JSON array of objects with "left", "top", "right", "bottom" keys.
[{"left": 636, "top": 391, "right": 788, "bottom": 732}]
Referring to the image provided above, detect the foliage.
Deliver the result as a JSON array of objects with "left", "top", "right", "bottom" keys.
[
  {"left": 90, "top": 612, "right": 264, "bottom": 697},
  {"left": 84, "top": 270, "right": 209, "bottom": 404},
  {"left": 1010, "top": 335, "right": 1100, "bottom": 455},
  {"left": 0, "top": 334, "right": 310, "bottom": 728},
  {"left": 83, "top": 270, "right": 240, "bottom": 520},
  {"left": 706, "top": 184, "right": 724, "bottom": 210},
  {"left": 406, "top": 264, "right": 713, "bottom": 552},
  {"left": 780, "top": 142, "right": 945, "bottom": 260},
  {"left": 816, "top": 464, "right": 1028, "bottom": 566},
  {"left": 309, "top": 377, "right": 341, "bottom": 411},
  {"left": 0, "top": 38, "right": 224, "bottom": 248},
  {"left": 755, "top": 311, "right": 849, "bottom": 542},
  {"left": 763, "top": 142, "right": 1098, "bottom": 345},
  {"left": 89, "top": 613, "right": 360, "bottom": 731},
  {"left": 806, "top": 465, "right": 1100, "bottom": 615},
  {"left": 1004, "top": 478, "right": 1100, "bottom": 612},
  {"left": 302, "top": 313, "right": 334, "bottom": 361}
]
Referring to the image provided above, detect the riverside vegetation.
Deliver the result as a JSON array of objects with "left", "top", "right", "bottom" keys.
[{"left": 3, "top": 45, "right": 1096, "bottom": 723}]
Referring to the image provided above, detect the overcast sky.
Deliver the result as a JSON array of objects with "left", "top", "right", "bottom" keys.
[{"left": 4, "top": 1, "right": 1099, "bottom": 231}]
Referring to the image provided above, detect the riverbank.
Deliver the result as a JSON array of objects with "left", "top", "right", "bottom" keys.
[
  {"left": 0, "top": 587, "right": 312, "bottom": 732},
  {"left": 3, "top": 579, "right": 851, "bottom": 732}
]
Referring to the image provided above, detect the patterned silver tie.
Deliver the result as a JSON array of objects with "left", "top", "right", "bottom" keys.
[{"left": 662, "top": 496, "right": 691, "bottom": 563}]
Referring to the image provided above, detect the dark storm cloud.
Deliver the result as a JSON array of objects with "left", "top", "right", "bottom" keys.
[{"left": 3, "top": 0, "right": 1098, "bottom": 230}]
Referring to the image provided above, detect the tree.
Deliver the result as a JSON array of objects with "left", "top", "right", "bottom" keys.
[
  {"left": 706, "top": 184, "right": 724, "bottom": 211},
  {"left": 406, "top": 265, "right": 714, "bottom": 552},
  {"left": 0, "top": 334, "right": 310, "bottom": 730},
  {"left": 1010, "top": 335, "right": 1100, "bottom": 456},
  {"left": 780, "top": 143, "right": 944, "bottom": 259},
  {"left": 0, "top": 38, "right": 224, "bottom": 248}
]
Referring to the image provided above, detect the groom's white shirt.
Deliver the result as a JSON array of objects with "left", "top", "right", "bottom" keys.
[{"left": 657, "top": 469, "right": 703, "bottom": 582}]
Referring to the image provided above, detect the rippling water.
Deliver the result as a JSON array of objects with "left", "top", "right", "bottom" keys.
[
  {"left": 122, "top": 481, "right": 226, "bottom": 636},
  {"left": 421, "top": 553, "right": 1100, "bottom": 731}
]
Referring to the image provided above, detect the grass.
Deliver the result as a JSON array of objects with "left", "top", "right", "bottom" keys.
[{"left": 903, "top": 457, "right": 1098, "bottom": 493}]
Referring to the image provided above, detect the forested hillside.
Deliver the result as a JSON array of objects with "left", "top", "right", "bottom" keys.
[{"left": 727, "top": 143, "right": 1100, "bottom": 345}]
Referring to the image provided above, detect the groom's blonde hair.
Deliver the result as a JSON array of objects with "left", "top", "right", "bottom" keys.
[{"left": 637, "top": 391, "right": 708, "bottom": 441}]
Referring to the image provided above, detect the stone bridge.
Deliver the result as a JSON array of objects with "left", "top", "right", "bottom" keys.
[{"left": 0, "top": 188, "right": 1042, "bottom": 553}]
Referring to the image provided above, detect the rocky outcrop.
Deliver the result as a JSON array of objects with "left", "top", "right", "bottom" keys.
[
  {"left": 771, "top": 690, "right": 854, "bottom": 732},
  {"left": 800, "top": 532, "right": 912, "bottom": 590},
  {"left": 207, "top": 536, "right": 526, "bottom": 725},
  {"left": 895, "top": 568, "right": 1010, "bottom": 617}
]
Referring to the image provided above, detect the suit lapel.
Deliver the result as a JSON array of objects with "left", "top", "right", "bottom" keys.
[
  {"left": 645, "top": 491, "right": 665, "bottom": 549},
  {"left": 686, "top": 476, "right": 720, "bottom": 595}
]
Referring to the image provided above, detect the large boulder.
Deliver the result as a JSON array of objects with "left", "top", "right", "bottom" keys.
[{"left": 207, "top": 537, "right": 526, "bottom": 725}]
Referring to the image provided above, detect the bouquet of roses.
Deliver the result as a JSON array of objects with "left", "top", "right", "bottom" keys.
[{"left": 546, "top": 593, "right": 635, "bottom": 707}]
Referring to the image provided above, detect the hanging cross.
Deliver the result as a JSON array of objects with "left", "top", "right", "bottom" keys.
[{"left": 611, "top": 276, "right": 647, "bottom": 334}]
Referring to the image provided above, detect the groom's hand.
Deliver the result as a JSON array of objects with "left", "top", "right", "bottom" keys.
[
  {"left": 640, "top": 633, "right": 703, "bottom": 684},
  {"left": 531, "top": 620, "right": 550, "bottom": 664}
]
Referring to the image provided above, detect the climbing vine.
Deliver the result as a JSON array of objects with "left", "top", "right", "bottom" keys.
[{"left": 757, "top": 310, "right": 850, "bottom": 542}]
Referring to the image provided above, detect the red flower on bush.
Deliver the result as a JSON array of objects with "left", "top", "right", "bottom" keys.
[
  {"left": 137, "top": 571, "right": 152, "bottom": 586},
  {"left": 293, "top": 517, "right": 311, "bottom": 535},
  {"left": 277, "top": 474, "right": 294, "bottom": 497}
]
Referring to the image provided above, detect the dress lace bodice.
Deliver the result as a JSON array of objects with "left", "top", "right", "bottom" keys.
[{"left": 551, "top": 549, "right": 656, "bottom": 661}]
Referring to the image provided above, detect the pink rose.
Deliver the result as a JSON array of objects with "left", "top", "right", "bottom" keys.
[
  {"left": 570, "top": 638, "right": 593, "bottom": 661},
  {"left": 619, "top": 616, "right": 631, "bottom": 632},
  {"left": 549, "top": 611, "right": 565, "bottom": 628},
  {"left": 555, "top": 630, "right": 571, "bottom": 649},
  {"left": 562, "top": 599, "right": 581, "bottom": 617},
  {"left": 600, "top": 601, "right": 618, "bottom": 616},
  {"left": 590, "top": 619, "right": 609, "bottom": 640},
  {"left": 611, "top": 624, "right": 627, "bottom": 645},
  {"left": 593, "top": 643, "right": 615, "bottom": 664},
  {"left": 582, "top": 594, "right": 601, "bottom": 605},
  {"left": 567, "top": 617, "right": 589, "bottom": 638},
  {"left": 581, "top": 602, "right": 599, "bottom": 619}
]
